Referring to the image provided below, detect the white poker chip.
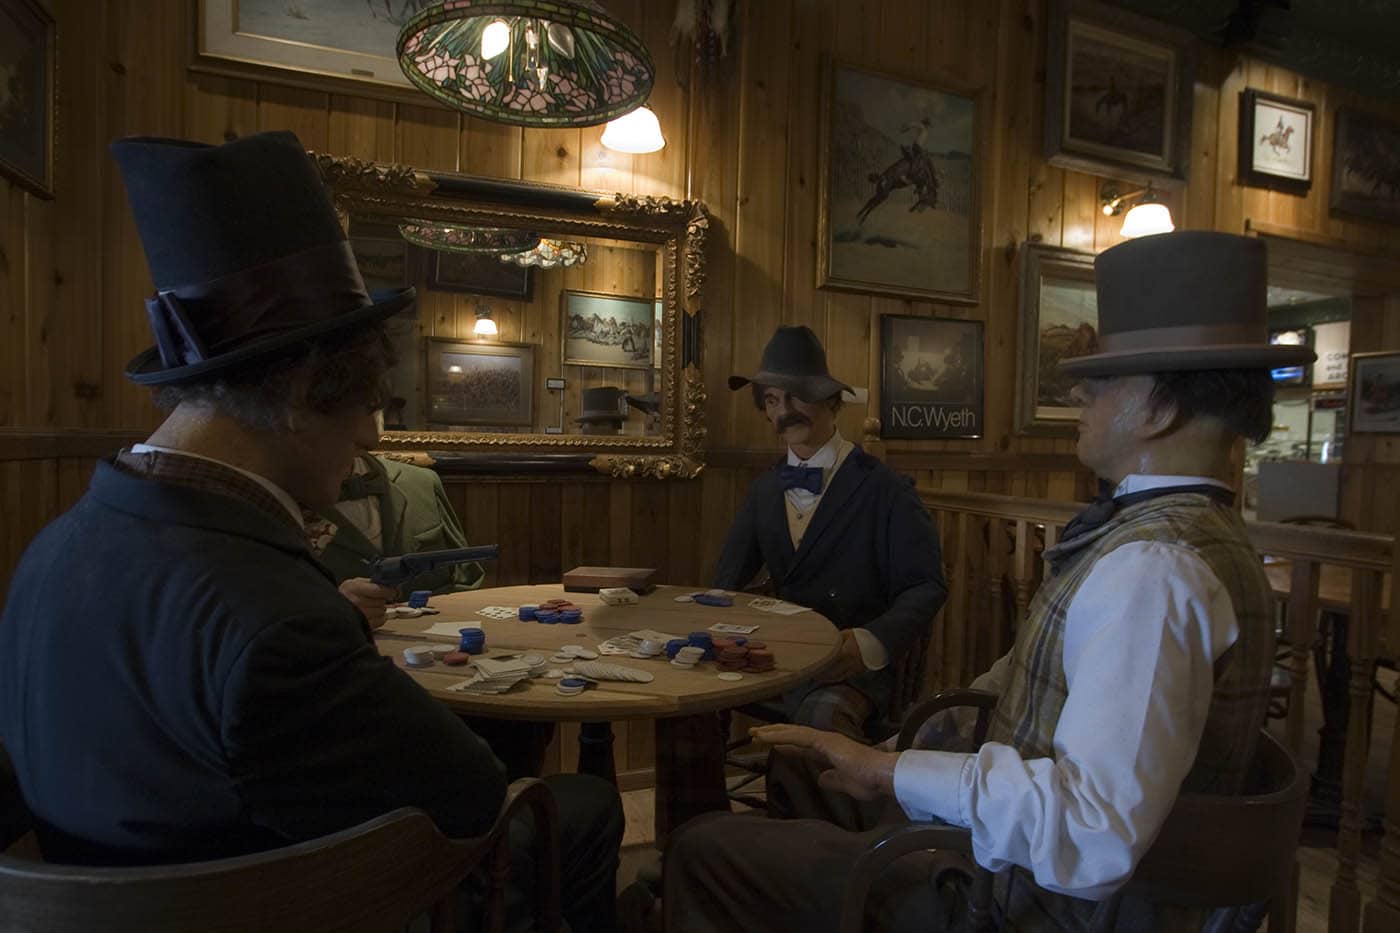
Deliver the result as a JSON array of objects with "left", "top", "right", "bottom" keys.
[
  {"left": 717, "top": 672, "right": 744, "bottom": 681},
  {"left": 549, "top": 653, "right": 574, "bottom": 664},
  {"left": 560, "top": 645, "right": 598, "bottom": 660},
  {"left": 556, "top": 682, "right": 585, "bottom": 696},
  {"left": 402, "top": 647, "right": 434, "bottom": 667},
  {"left": 670, "top": 658, "right": 698, "bottom": 669},
  {"left": 673, "top": 595, "right": 694, "bottom": 603},
  {"left": 429, "top": 645, "right": 456, "bottom": 659},
  {"left": 543, "top": 669, "right": 566, "bottom": 679}
]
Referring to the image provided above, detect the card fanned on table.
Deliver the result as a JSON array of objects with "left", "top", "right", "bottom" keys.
[
  {"left": 447, "top": 656, "right": 537, "bottom": 695},
  {"left": 562, "top": 566, "right": 656, "bottom": 594}
]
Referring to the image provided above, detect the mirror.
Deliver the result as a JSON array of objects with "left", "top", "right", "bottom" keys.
[{"left": 314, "top": 154, "right": 708, "bottom": 479}]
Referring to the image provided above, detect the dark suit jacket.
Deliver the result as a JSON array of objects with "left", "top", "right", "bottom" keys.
[
  {"left": 713, "top": 448, "right": 946, "bottom": 708},
  {"left": 0, "top": 461, "right": 506, "bottom": 866}
]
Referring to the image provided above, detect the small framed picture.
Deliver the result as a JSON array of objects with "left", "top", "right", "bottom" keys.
[
  {"left": 1016, "top": 245, "right": 1098, "bottom": 437},
  {"left": 1331, "top": 108, "right": 1400, "bottom": 226},
  {"left": 1238, "top": 89, "right": 1313, "bottom": 194},
  {"left": 562, "top": 290, "right": 655, "bottom": 369},
  {"left": 1348, "top": 351, "right": 1400, "bottom": 434},
  {"left": 425, "top": 339, "right": 534, "bottom": 427},
  {"left": 880, "top": 315, "right": 984, "bottom": 440},
  {"left": 0, "top": 0, "right": 55, "bottom": 198},
  {"left": 428, "top": 251, "right": 534, "bottom": 300},
  {"left": 1044, "top": 0, "right": 1195, "bottom": 185}
]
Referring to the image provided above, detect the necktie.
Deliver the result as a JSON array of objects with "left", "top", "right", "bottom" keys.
[
  {"left": 339, "top": 471, "right": 389, "bottom": 502},
  {"left": 1059, "top": 484, "right": 1236, "bottom": 545},
  {"left": 778, "top": 464, "right": 824, "bottom": 495}
]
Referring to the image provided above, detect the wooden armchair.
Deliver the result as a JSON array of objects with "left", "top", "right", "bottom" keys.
[
  {"left": 839, "top": 691, "right": 1307, "bottom": 933},
  {"left": 0, "top": 742, "right": 561, "bottom": 933}
]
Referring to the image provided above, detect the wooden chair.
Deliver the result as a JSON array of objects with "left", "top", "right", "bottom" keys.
[
  {"left": 0, "top": 742, "right": 561, "bottom": 933},
  {"left": 839, "top": 691, "right": 1307, "bottom": 933}
]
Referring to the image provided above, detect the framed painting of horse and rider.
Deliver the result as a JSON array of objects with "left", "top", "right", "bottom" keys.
[
  {"left": 816, "top": 57, "right": 982, "bottom": 305},
  {"left": 1044, "top": 0, "right": 1195, "bottom": 187},
  {"left": 1238, "top": 89, "right": 1315, "bottom": 195}
]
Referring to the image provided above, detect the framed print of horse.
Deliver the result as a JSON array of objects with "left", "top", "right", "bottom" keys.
[
  {"left": 1044, "top": 0, "right": 1195, "bottom": 186},
  {"left": 1238, "top": 89, "right": 1313, "bottom": 194},
  {"left": 1331, "top": 108, "right": 1400, "bottom": 225},
  {"left": 817, "top": 57, "right": 981, "bottom": 304}
]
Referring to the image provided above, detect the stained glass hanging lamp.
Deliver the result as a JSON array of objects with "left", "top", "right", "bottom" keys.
[
  {"left": 501, "top": 237, "right": 588, "bottom": 268},
  {"left": 398, "top": 221, "right": 542, "bottom": 254},
  {"left": 397, "top": 1, "right": 655, "bottom": 128}
]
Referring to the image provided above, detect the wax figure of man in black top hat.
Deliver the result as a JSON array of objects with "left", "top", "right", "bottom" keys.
[
  {"left": 0, "top": 131, "right": 622, "bottom": 933},
  {"left": 713, "top": 325, "right": 947, "bottom": 739},
  {"left": 666, "top": 232, "right": 1308, "bottom": 933}
]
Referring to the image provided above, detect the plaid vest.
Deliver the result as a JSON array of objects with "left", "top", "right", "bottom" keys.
[{"left": 983, "top": 493, "right": 1276, "bottom": 931}]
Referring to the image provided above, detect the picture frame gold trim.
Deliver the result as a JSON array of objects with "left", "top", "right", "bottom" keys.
[
  {"left": 314, "top": 152, "right": 709, "bottom": 480},
  {"left": 816, "top": 56, "right": 983, "bottom": 305},
  {"left": 0, "top": 0, "right": 56, "bottom": 199}
]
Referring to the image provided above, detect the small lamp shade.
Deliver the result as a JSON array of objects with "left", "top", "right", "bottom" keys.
[
  {"left": 1120, "top": 202, "right": 1175, "bottom": 238},
  {"left": 601, "top": 105, "right": 665, "bottom": 153},
  {"left": 474, "top": 313, "right": 498, "bottom": 336}
]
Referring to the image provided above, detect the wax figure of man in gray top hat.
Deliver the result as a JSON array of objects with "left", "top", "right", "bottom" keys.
[
  {"left": 0, "top": 131, "right": 622, "bottom": 933},
  {"left": 666, "top": 231, "right": 1308, "bottom": 933},
  {"left": 713, "top": 325, "right": 947, "bottom": 739}
]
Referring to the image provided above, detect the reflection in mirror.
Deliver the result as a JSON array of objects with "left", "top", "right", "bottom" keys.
[{"left": 349, "top": 216, "right": 665, "bottom": 439}]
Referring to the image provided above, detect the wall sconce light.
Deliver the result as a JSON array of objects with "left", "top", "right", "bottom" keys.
[
  {"left": 1100, "top": 183, "right": 1175, "bottom": 238},
  {"left": 601, "top": 104, "right": 665, "bottom": 154},
  {"left": 474, "top": 306, "right": 498, "bottom": 337}
]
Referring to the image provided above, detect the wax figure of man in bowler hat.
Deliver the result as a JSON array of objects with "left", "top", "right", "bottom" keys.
[
  {"left": 714, "top": 326, "right": 947, "bottom": 739},
  {"left": 0, "top": 132, "right": 622, "bottom": 933},
  {"left": 666, "top": 232, "right": 1307, "bottom": 933}
]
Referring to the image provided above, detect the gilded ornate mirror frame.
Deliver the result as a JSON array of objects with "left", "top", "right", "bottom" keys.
[{"left": 313, "top": 154, "right": 709, "bottom": 480}]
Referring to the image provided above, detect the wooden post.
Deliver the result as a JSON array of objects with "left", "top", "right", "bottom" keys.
[{"left": 1285, "top": 559, "right": 1321, "bottom": 756}]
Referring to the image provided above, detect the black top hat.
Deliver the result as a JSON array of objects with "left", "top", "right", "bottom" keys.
[
  {"left": 1060, "top": 231, "right": 1316, "bottom": 377},
  {"left": 576, "top": 386, "right": 630, "bottom": 423},
  {"left": 110, "top": 130, "right": 416, "bottom": 386},
  {"left": 727, "top": 325, "right": 853, "bottom": 402}
]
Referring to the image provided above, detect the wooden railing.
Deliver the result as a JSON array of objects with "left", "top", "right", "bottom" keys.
[{"left": 919, "top": 488, "right": 1400, "bottom": 933}]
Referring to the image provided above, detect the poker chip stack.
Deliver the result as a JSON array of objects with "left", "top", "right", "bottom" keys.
[
  {"left": 457, "top": 627, "right": 487, "bottom": 654},
  {"left": 742, "top": 640, "right": 775, "bottom": 673},
  {"left": 522, "top": 599, "right": 584, "bottom": 624}
]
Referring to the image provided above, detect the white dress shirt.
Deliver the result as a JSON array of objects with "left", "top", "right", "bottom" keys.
[
  {"left": 786, "top": 432, "right": 888, "bottom": 672},
  {"left": 130, "top": 443, "right": 305, "bottom": 529},
  {"left": 892, "top": 474, "right": 1240, "bottom": 898}
]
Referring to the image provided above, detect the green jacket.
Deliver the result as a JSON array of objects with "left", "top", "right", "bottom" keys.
[{"left": 316, "top": 456, "right": 484, "bottom": 597}]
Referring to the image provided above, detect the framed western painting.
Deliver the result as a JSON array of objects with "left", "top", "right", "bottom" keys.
[
  {"left": 425, "top": 339, "right": 534, "bottom": 427},
  {"left": 562, "top": 290, "right": 654, "bottom": 369},
  {"left": 428, "top": 251, "right": 534, "bottom": 300},
  {"left": 1016, "top": 245, "right": 1098, "bottom": 437},
  {"left": 1238, "top": 89, "right": 1314, "bottom": 194},
  {"left": 1349, "top": 352, "right": 1400, "bottom": 434},
  {"left": 193, "top": 0, "right": 432, "bottom": 103},
  {"left": 1045, "top": 0, "right": 1195, "bottom": 185},
  {"left": 880, "top": 315, "right": 984, "bottom": 440},
  {"left": 817, "top": 58, "right": 981, "bottom": 304},
  {"left": 1331, "top": 108, "right": 1400, "bottom": 225},
  {"left": 0, "top": 0, "right": 55, "bottom": 198}
]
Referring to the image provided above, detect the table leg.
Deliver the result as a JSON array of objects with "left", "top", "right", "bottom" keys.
[
  {"left": 577, "top": 721, "right": 617, "bottom": 785},
  {"left": 654, "top": 713, "right": 729, "bottom": 841}
]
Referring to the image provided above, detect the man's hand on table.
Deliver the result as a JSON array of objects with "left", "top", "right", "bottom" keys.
[
  {"left": 338, "top": 578, "right": 398, "bottom": 630},
  {"left": 751, "top": 723, "right": 900, "bottom": 801},
  {"left": 812, "top": 629, "right": 867, "bottom": 684}
]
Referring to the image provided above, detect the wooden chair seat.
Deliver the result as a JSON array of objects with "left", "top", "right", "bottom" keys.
[
  {"left": 1, "top": 742, "right": 560, "bottom": 933},
  {"left": 840, "top": 690, "right": 1307, "bottom": 933}
]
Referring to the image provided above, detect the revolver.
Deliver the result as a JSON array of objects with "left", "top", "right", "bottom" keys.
[{"left": 367, "top": 545, "right": 501, "bottom": 589}]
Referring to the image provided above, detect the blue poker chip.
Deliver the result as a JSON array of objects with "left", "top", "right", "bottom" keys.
[
  {"left": 519, "top": 605, "right": 538, "bottom": 621},
  {"left": 560, "top": 609, "right": 583, "bottom": 623},
  {"left": 692, "top": 593, "right": 733, "bottom": 607},
  {"left": 536, "top": 610, "right": 560, "bottom": 624},
  {"left": 665, "top": 638, "right": 687, "bottom": 659},
  {"left": 408, "top": 590, "right": 432, "bottom": 609},
  {"left": 560, "top": 677, "right": 588, "bottom": 688}
]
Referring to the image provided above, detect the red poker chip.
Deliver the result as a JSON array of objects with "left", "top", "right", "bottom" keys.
[
  {"left": 443, "top": 651, "right": 472, "bottom": 666},
  {"left": 744, "top": 641, "right": 767, "bottom": 651}
]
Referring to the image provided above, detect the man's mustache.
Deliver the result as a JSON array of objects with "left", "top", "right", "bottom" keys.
[{"left": 775, "top": 413, "right": 811, "bottom": 432}]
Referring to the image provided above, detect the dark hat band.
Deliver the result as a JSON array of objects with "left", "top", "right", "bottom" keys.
[
  {"left": 144, "top": 239, "right": 371, "bottom": 370},
  {"left": 1097, "top": 322, "right": 1263, "bottom": 355}
]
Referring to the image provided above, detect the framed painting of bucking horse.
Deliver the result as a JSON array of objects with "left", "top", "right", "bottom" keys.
[{"left": 817, "top": 57, "right": 981, "bottom": 304}]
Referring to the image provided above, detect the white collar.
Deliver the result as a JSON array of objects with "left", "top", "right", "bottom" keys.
[
  {"left": 787, "top": 430, "right": 844, "bottom": 469},
  {"left": 130, "top": 443, "right": 305, "bottom": 528},
  {"left": 1113, "top": 474, "right": 1234, "bottom": 497}
]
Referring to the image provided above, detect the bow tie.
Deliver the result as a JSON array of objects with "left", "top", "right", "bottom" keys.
[
  {"left": 1059, "top": 484, "right": 1236, "bottom": 545},
  {"left": 339, "top": 471, "right": 389, "bottom": 502},
  {"left": 779, "top": 464, "right": 825, "bottom": 495}
]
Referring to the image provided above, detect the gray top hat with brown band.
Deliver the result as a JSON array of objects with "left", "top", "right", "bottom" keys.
[{"left": 1060, "top": 231, "right": 1316, "bottom": 378}]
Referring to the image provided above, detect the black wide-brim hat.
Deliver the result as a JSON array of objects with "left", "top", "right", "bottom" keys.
[
  {"left": 728, "top": 325, "right": 853, "bottom": 402},
  {"left": 1060, "top": 231, "right": 1315, "bottom": 377},
  {"left": 110, "top": 131, "right": 415, "bottom": 386}
]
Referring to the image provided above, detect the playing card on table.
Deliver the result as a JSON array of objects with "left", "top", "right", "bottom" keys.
[
  {"left": 746, "top": 597, "right": 813, "bottom": 616},
  {"left": 475, "top": 606, "right": 518, "bottom": 621},
  {"left": 709, "top": 622, "right": 760, "bottom": 634}
]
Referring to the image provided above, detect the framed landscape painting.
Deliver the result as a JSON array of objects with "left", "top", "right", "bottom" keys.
[
  {"left": 0, "top": 0, "right": 54, "bottom": 198},
  {"left": 425, "top": 339, "right": 534, "bottom": 427},
  {"left": 1238, "top": 89, "right": 1313, "bottom": 194},
  {"left": 1045, "top": 0, "right": 1194, "bottom": 185},
  {"left": 194, "top": 0, "right": 435, "bottom": 103},
  {"left": 817, "top": 58, "right": 980, "bottom": 304},
  {"left": 1016, "top": 245, "right": 1098, "bottom": 437},
  {"left": 879, "top": 315, "right": 984, "bottom": 440},
  {"left": 562, "top": 290, "right": 654, "bottom": 369}
]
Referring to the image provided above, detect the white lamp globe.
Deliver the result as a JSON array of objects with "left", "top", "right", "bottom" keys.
[
  {"left": 601, "top": 106, "right": 665, "bottom": 154},
  {"left": 1120, "top": 202, "right": 1175, "bottom": 238}
]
